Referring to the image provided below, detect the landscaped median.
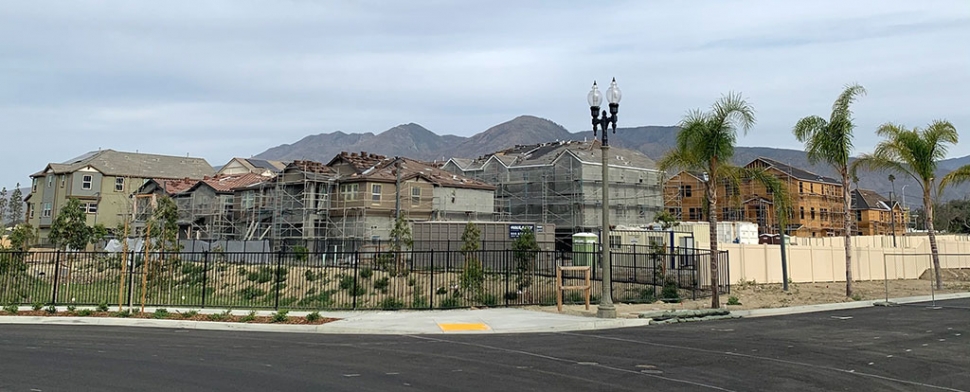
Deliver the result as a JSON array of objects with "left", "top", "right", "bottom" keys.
[{"left": 0, "top": 303, "right": 339, "bottom": 326}]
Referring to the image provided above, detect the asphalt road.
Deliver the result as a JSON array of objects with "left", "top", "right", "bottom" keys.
[{"left": 1, "top": 299, "right": 968, "bottom": 392}]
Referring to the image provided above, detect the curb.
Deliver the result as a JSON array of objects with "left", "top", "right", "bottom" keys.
[{"left": 730, "top": 292, "right": 970, "bottom": 318}]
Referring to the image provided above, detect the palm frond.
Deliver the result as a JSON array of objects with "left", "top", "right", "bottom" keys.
[
  {"left": 852, "top": 153, "right": 920, "bottom": 187},
  {"left": 830, "top": 83, "right": 866, "bottom": 124},
  {"left": 792, "top": 115, "right": 828, "bottom": 165},
  {"left": 940, "top": 164, "right": 970, "bottom": 190}
]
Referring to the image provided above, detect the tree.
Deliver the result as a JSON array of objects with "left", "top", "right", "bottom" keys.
[
  {"left": 658, "top": 92, "right": 756, "bottom": 309},
  {"left": 8, "top": 185, "right": 23, "bottom": 225},
  {"left": 654, "top": 210, "right": 680, "bottom": 230},
  {"left": 48, "top": 198, "right": 93, "bottom": 251},
  {"left": 8, "top": 223, "right": 36, "bottom": 252},
  {"left": 458, "top": 221, "right": 484, "bottom": 300},
  {"left": 148, "top": 196, "right": 179, "bottom": 253},
  {"left": 792, "top": 84, "right": 866, "bottom": 297},
  {"left": 388, "top": 213, "right": 413, "bottom": 276},
  {"left": 853, "top": 120, "right": 959, "bottom": 290},
  {"left": 0, "top": 187, "right": 7, "bottom": 226},
  {"left": 511, "top": 227, "right": 540, "bottom": 291}
]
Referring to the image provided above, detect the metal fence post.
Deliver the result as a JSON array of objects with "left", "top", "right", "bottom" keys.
[
  {"left": 201, "top": 250, "right": 210, "bottom": 308},
  {"left": 505, "top": 249, "right": 510, "bottom": 306},
  {"left": 126, "top": 251, "right": 136, "bottom": 310},
  {"left": 51, "top": 250, "right": 62, "bottom": 305},
  {"left": 352, "top": 251, "right": 360, "bottom": 310},
  {"left": 429, "top": 249, "right": 435, "bottom": 309},
  {"left": 274, "top": 250, "right": 283, "bottom": 310}
]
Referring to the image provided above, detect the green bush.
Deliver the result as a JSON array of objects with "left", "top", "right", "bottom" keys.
[
  {"left": 31, "top": 302, "right": 43, "bottom": 311},
  {"left": 153, "top": 308, "right": 170, "bottom": 319},
  {"left": 304, "top": 269, "right": 318, "bottom": 282},
  {"left": 206, "top": 312, "right": 226, "bottom": 322},
  {"left": 359, "top": 267, "right": 373, "bottom": 280},
  {"left": 661, "top": 277, "right": 681, "bottom": 303},
  {"left": 112, "top": 310, "right": 132, "bottom": 318},
  {"left": 379, "top": 297, "right": 404, "bottom": 310},
  {"left": 374, "top": 277, "right": 389, "bottom": 292},
  {"left": 638, "top": 288, "right": 657, "bottom": 303},
  {"left": 293, "top": 246, "right": 309, "bottom": 262},
  {"left": 338, "top": 275, "right": 355, "bottom": 290},
  {"left": 181, "top": 310, "right": 199, "bottom": 319},
  {"left": 241, "top": 310, "right": 257, "bottom": 322},
  {"left": 435, "top": 286, "right": 448, "bottom": 295},
  {"left": 479, "top": 294, "right": 498, "bottom": 307},
  {"left": 306, "top": 311, "right": 322, "bottom": 322},
  {"left": 3, "top": 304, "right": 18, "bottom": 314},
  {"left": 97, "top": 302, "right": 109, "bottom": 312},
  {"left": 439, "top": 297, "right": 461, "bottom": 309},
  {"left": 248, "top": 266, "right": 275, "bottom": 284},
  {"left": 66, "top": 304, "right": 77, "bottom": 312},
  {"left": 412, "top": 295, "right": 429, "bottom": 309},
  {"left": 726, "top": 296, "right": 742, "bottom": 306},
  {"left": 297, "top": 291, "right": 334, "bottom": 308},
  {"left": 407, "top": 277, "right": 416, "bottom": 287},
  {"left": 271, "top": 310, "right": 289, "bottom": 323},
  {"left": 238, "top": 286, "right": 267, "bottom": 301},
  {"left": 352, "top": 286, "right": 367, "bottom": 297},
  {"left": 76, "top": 309, "right": 93, "bottom": 316}
]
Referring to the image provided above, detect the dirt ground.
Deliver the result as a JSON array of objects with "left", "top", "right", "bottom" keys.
[{"left": 536, "top": 273, "right": 970, "bottom": 318}]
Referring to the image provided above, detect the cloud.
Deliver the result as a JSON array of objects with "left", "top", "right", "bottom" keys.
[{"left": 1, "top": 0, "right": 968, "bottom": 189}]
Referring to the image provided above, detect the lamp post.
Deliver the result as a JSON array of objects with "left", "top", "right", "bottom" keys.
[
  {"left": 888, "top": 175, "right": 897, "bottom": 247},
  {"left": 900, "top": 184, "right": 909, "bottom": 232},
  {"left": 587, "top": 78, "right": 621, "bottom": 319}
]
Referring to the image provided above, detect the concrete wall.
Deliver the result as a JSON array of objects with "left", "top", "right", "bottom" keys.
[{"left": 721, "top": 234, "right": 970, "bottom": 284}]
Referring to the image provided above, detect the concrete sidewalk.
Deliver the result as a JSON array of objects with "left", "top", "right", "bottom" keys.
[{"left": 3, "top": 292, "right": 968, "bottom": 335}]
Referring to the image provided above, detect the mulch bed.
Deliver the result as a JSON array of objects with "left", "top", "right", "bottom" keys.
[{"left": 0, "top": 310, "right": 339, "bottom": 325}]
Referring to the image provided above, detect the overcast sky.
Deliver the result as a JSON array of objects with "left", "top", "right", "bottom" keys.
[{"left": 2, "top": 0, "right": 969, "bottom": 190}]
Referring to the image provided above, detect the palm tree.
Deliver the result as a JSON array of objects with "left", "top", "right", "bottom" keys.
[
  {"left": 659, "top": 92, "right": 757, "bottom": 308},
  {"left": 854, "top": 120, "right": 960, "bottom": 289},
  {"left": 792, "top": 84, "right": 866, "bottom": 297}
]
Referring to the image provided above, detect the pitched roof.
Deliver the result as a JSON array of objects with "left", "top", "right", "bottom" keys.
[
  {"left": 461, "top": 140, "right": 657, "bottom": 171},
  {"left": 344, "top": 157, "right": 496, "bottom": 191},
  {"left": 146, "top": 174, "right": 266, "bottom": 196},
  {"left": 33, "top": 149, "right": 214, "bottom": 180},
  {"left": 327, "top": 151, "right": 388, "bottom": 173},
  {"left": 748, "top": 157, "right": 840, "bottom": 185},
  {"left": 851, "top": 189, "right": 895, "bottom": 211}
]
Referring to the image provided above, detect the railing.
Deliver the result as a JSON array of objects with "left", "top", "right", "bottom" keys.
[{"left": 0, "top": 247, "right": 728, "bottom": 310}]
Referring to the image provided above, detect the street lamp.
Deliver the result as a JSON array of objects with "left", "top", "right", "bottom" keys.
[
  {"left": 587, "top": 78, "right": 621, "bottom": 319},
  {"left": 888, "top": 175, "right": 897, "bottom": 247}
]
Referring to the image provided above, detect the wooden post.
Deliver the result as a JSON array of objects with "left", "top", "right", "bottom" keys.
[
  {"left": 556, "top": 266, "right": 592, "bottom": 312},
  {"left": 118, "top": 218, "right": 129, "bottom": 311},
  {"left": 140, "top": 221, "right": 151, "bottom": 314}
]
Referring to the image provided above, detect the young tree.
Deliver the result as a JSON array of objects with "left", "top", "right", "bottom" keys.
[
  {"left": 459, "top": 221, "right": 484, "bottom": 299},
  {"left": 8, "top": 185, "right": 23, "bottom": 225},
  {"left": 0, "top": 187, "right": 7, "bottom": 226},
  {"left": 792, "top": 84, "right": 866, "bottom": 297},
  {"left": 855, "top": 120, "right": 962, "bottom": 289},
  {"left": 388, "top": 213, "right": 413, "bottom": 275},
  {"left": 48, "top": 198, "right": 93, "bottom": 251},
  {"left": 654, "top": 210, "right": 680, "bottom": 231},
  {"left": 9, "top": 223, "right": 36, "bottom": 252},
  {"left": 658, "top": 92, "right": 756, "bottom": 308},
  {"left": 511, "top": 227, "right": 540, "bottom": 291}
]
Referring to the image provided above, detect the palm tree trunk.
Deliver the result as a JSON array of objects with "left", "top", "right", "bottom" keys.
[
  {"left": 842, "top": 172, "right": 853, "bottom": 297},
  {"left": 923, "top": 187, "right": 943, "bottom": 289},
  {"left": 707, "top": 175, "right": 720, "bottom": 309}
]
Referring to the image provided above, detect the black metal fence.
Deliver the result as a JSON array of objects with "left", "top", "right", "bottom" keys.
[{"left": 0, "top": 247, "right": 728, "bottom": 310}]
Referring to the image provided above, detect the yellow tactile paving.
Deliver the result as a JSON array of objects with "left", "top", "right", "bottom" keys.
[{"left": 437, "top": 322, "right": 491, "bottom": 332}]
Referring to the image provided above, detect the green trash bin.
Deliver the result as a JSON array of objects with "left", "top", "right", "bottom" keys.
[{"left": 572, "top": 233, "right": 598, "bottom": 267}]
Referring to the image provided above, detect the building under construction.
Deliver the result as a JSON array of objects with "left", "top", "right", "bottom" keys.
[{"left": 442, "top": 140, "right": 665, "bottom": 240}]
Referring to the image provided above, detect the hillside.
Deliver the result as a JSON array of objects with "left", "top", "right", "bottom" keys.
[{"left": 254, "top": 116, "right": 970, "bottom": 202}]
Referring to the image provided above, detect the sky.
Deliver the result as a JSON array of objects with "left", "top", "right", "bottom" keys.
[{"left": 2, "top": 0, "right": 969, "bottom": 190}]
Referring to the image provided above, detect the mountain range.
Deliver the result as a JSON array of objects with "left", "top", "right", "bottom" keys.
[{"left": 255, "top": 115, "right": 970, "bottom": 204}]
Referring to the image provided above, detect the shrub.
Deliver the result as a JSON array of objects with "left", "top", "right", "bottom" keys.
[
  {"left": 293, "top": 246, "right": 309, "bottom": 262},
  {"left": 439, "top": 297, "right": 461, "bottom": 309},
  {"left": 31, "top": 302, "right": 43, "bottom": 311},
  {"left": 238, "top": 286, "right": 267, "bottom": 301},
  {"left": 112, "top": 310, "right": 132, "bottom": 318},
  {"left": 411, "top": 295, "right": 429, "bottom": 309},
  {"left": 153, "top": 308, "right": 170, "bottom": 319},
  {"left": 304, "top": 270, "right": 318, "bottom": 282},
  {"left": 726, "top": 296, "right": 742, "bottom": 306},
  {"left": 352, "top": 286, "right": 367, "bottom": 297},
  {"left": 338, "top": 275, "right": 355, "bottom": 290},
  {"left": 241, "top": 310, "right": 257, "bottom": 322},
  {"left": 206, "top": 312, "right": 226, "bottom": 322},
  {"left": 638, "top": 288, "right": 657, "bottom": 303},
  {"left": 271, "top": 310, "right": 289, "bottom": 323},
  {"left": 479, "top": 294, "right": 498, "bottom": 307},
  {"left": 435, "top": 286, "right": 448, "bottom": 295},
  {"left": 66, "top": 304, "right": 77, "bottom": 312},
  {"left": 248, "top": 266, "right": 275, "bottom": 284},
  {"left": 3, "top": 304, "right": 18, "bottom": 314},
  {"left": 379, "top": 297, "right": 404, "bottom": 310},
  {"left": 851, "top": 293, "right": 863, "bottom": 301},
  {"left": 407, "top": 277, "right": 416, "bottom": 287},
  {"left": 76, "top": 309, "right": 93, "bottom": 316},
  {"left": 374, "top": 277, "right": 389, "bottom": 292},
  {"left": 306, "top": 311, "right": 322, "bottom": 322},
  {"left": 181, "top": 310, "right": 199, "bottom": 319},
  {"left": 359, "top": 267, "right": 373, "bottom": 280},
  {"left": 661, "top": 277, "right": 681, "bottom": 303},
  {"left": 298, "top": 291, "right": 334, "bottom": 308},
  {"left": 97, "top": 302, "right": 109, "bottom": 312},
  {"left": 459, "top": 259, "right": 486, "bottom": 298}
]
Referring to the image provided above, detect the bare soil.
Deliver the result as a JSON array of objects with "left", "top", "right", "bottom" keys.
[
  {"left": 536, "top": 272, "right": 970, "bottom": 318},
  {"left": 0, "top": 310, "right": 339, "bottom": 325}
]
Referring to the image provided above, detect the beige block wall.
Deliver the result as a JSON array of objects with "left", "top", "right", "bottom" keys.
[{"left": 721, "top": 234, "right": 970, "bottom": 284}]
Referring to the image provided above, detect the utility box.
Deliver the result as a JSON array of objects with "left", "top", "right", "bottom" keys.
[{"left": 572, "top": 233, "right": 598, "bottom": 267}]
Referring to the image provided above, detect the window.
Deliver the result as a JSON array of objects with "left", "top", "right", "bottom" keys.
[
  {"left": 856, "top": 211, "right": 862, "bottom": 222},
  {"left": 115, "top": 177, "right": 125, "bottom": 192},
  {"left": 682, "top": 185, "right": 693, "bottom": 198},
  {"left": 668, "top": 208, "right": 681, "bottom": 219},
  {"left": 47, "top": 176, "right": 53, "bottom": 188},
  {"left": 60, "top": 176, "right": 65, "bottom": 188},
  {"left": 371, "top": 184, "right": 382, "bottom": 202},
  {"left": 28, "top": 203, "right": 34, "bottom": 219},
  {"left": 42, "top": 202, "right": 52, "bottom": 218},
  {"left": 85, "top": 203, "right": 98, "bottom": 214},
  {"left": 242, "top": 192, "right": 255, "bottom": 209},
  {"left": 809, "top": 183, "right": 814, "bottom": 194},
  {"left": 798, "top": 182, "right": 804, "bottom": 193},
  {"left": 689, "top": 208, "right": 700, "bottom": 220},
  {"left": 32, "top": 179, "right": 37, "bottom": 193},
  {"left": 609, "top": 235, "right": 622, "bottom": 249},
  {"left": 799, "top": 207, "right": 805, "bottom": 220},
  {"left": 810, "top": 207, "right": 816, "bottom": 220},
  {"left": 340, "top": 184, "right": 359, "bottom": 201},
  {"left": 82, "top": 175, "right": 93, "bottom": 190},
  {"left": 411, "top": 187, "right": 421, "bottom": 204}
]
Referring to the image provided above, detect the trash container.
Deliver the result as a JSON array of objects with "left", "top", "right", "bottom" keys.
[{"left": 572, "top": 233, "right": 598, "bottom": 267}]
